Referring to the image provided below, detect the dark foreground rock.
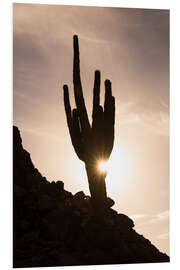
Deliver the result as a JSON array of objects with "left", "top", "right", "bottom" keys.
[{"left": 13, "top": 126, "right": 169, "bottom": 268}]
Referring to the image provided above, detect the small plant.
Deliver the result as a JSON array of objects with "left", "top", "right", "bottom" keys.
[{"left": 63, "top": 35, "right": 115, "bottom": 214}]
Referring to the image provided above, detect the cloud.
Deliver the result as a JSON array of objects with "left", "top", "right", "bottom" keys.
[
  {"left": 157, "top": 233, "right": 169, "bottom": 240},
  {"left": 129, "top": 214, "right": 147, "bottom": 220},
  {"left": 21, "top": 127, "right": 62, "bottom": 142},
  {"left": 150, "top": 210, "right": 169, "bottom": 224},
  {"left": 116, "top": 99, "right": 169, "bottom": 136},
  {"left": 13, "top": 32, "right": 46, "bottom": 66},
  {"left": 134, "top": 210, "right": 169, "bottom": 229}
]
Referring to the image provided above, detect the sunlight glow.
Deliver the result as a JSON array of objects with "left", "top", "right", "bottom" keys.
[
  {"left": 70, "top": 141, "right": 136, "bottom": 196},
  {"left": 106, "top": 142, "right": 135, "bottom": 194},
  {"left": 98, "top": 161, "right": 108, "bottom": 173}
]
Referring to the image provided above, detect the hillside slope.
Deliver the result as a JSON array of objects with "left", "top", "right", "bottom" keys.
[{"left": 13, "top": 126, "right": 169, "bottom": 267}]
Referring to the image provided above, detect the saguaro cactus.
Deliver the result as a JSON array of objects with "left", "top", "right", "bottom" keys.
[{"left": 63, "top": 35, "right": 115, "bottom": 213}]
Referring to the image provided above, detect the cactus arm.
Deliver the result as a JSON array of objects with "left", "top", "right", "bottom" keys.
[
  {"left": 92, "top": 70, "right": 100, "bottom": 122},
  {"left": 73, "top": 35, "right": 90, "bottom": 132},
  {"left": 63, "top": 85, "right": 84, "bottom": 161},
  {"left": 63, "top": 84, "right": 72, "bottom": 132},
  {"left": 71, "top": 109, "right": 84, "bottom": 161},
  {"left": 104, "top": 80, "right": 115, "bottom": 132},
  {"left": 103, "top": 80, "right": 115, "bottom": 159},
  {"left": 72, "top": 109, "right": 81, "bottom": 135},
  {"left": 104, "top": 80, "right": 112, "bottom": 113}
]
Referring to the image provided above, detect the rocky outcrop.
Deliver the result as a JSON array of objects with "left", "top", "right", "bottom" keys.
[{"left": 13, "top": 126, "right": 169, "bottom": 268}]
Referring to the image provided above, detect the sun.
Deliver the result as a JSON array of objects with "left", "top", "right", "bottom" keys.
[{"left": 98, "top": 160, "right": 108, "bottom": 173}]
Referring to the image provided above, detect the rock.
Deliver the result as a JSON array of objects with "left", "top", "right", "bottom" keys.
[
  {"left": 74, "top": 191, "right": 85, "bottom": 199},
  {"left": 14, "top": 184, "right": 26, "bottom": 199},
  {"left": 106, "top": 197, "right": 115, "bottom": 207},
  {"left": 13, "top": 126, "right": 22, "bottom": 143},
  {"left": 41, "top": 209, "right": 69, "bottom": 240},
  {"left": 38, "top": 194, "right": 56, "bottom": 212},
  {"left": 56, "top": 180, "right": 64, "bottom": 191},
  {"left": 13, "top": 125, "right": 170, "bottom": 268},
  {"left": 59, "top": 253, "right": 80, "bottom": 266},
  {"left": 115, "top": 213, "right": 134, "bottom": 230}
]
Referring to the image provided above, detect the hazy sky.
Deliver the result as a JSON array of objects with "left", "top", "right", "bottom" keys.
[{"left": 13, "top": 3, "right": 169, "bottom": 255}]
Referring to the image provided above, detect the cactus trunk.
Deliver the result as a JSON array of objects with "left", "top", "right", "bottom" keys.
[{"left": 85, "top": 163, "right": 107, "bottom": 212}]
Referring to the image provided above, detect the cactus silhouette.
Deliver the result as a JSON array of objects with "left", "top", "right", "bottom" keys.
[{"left": 63, "top": 35, "right": 115, "bottom": 214}]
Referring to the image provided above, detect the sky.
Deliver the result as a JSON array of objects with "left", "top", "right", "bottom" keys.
[{"left": 13, "top": 3, "right": 169, "bottom": 255}]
